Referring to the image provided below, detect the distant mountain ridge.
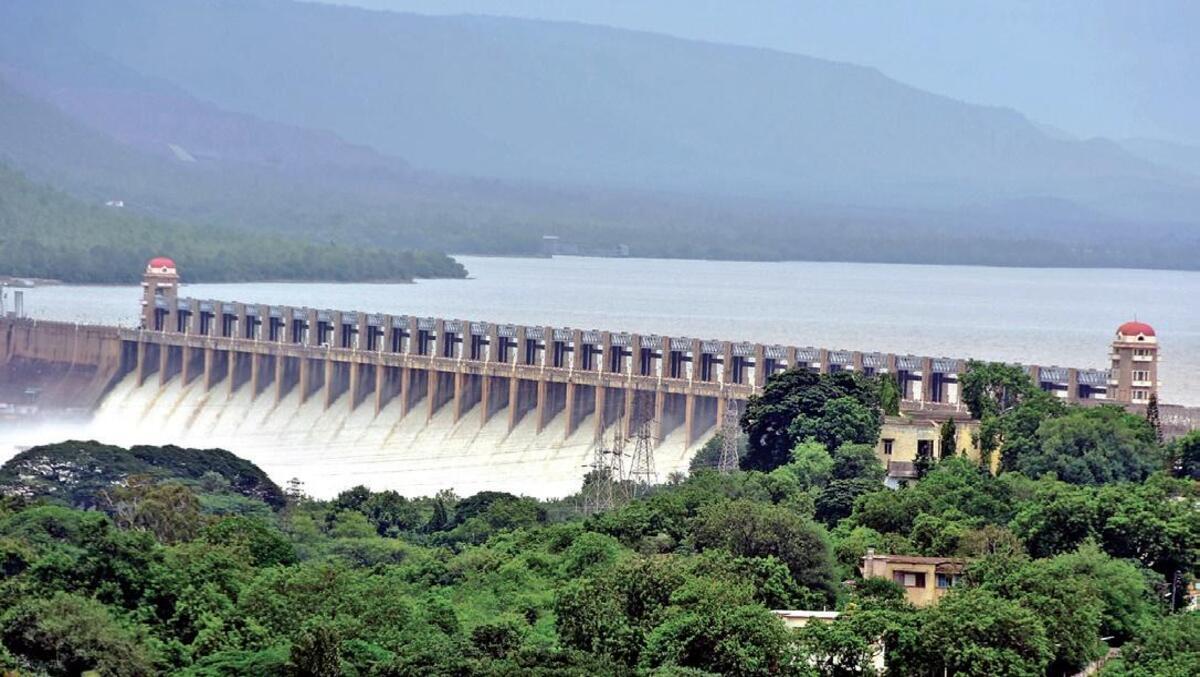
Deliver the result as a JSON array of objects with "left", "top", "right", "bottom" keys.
[
  {"left": 0, "top": 60, "right": 408, "bottom": 178},
  {"left": 2, "top": 0, "right": 1194, "bottom": 217},
  {"left": 1119, "top": 138, "right": 1200, "bottom": 178},
  {"left": 0, "top": 0, "right": 1197, "bottom": 270}
]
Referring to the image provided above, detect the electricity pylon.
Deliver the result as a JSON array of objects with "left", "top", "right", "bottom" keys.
[
  {"left": 627, "top": 392, "right": 658, "bottom": 494},
  {"left": 582, "top": 409, "right": 631, "bottom": 515},
  {"left": 581, "top": 428, "right": 614, "bottom": 516},
  {"left": 718, "top": 395, "right": 741, "bottom": 473}
]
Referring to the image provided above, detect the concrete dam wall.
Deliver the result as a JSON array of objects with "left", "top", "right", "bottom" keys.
[
  {"left": 8, "top": 288, "right": 1166, "bottom": 498},
  {"left": 0, "top": 318, "right": 711, "bottom": 498}
]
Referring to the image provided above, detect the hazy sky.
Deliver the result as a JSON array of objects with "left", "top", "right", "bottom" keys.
[{"left": 326, "top": 0, "right": 1199, "bottom": 145}]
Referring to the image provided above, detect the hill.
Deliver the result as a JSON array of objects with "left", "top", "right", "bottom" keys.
[
  {"left": 0, "top": 163, "right": 465, "bottom": 283},
  {"left": 0, "top": 440, "right": 285, "bottom": 510},
  {"left": 1120, "top": 137, "right": 1200, "bottom": 178},
  {"left": 0, "top": 0, "right": 1197, "bottom": 270},
  {"left": 4, "top": 0, "right": 1197, "bottom": 218}
]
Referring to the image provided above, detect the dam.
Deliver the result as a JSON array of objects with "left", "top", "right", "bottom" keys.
[{"left": 0, "top": 257, "right": 1189, "bottom": 498}]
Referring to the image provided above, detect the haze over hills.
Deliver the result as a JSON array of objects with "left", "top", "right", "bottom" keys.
[
  {"left": 0, "top": 0, "right": 1198, "bottom": 270},
  {"left": 0, "top": 162, "right": 464, "bottom": 283}
]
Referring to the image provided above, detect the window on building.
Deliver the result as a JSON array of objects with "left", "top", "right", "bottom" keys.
[
  {"left": 883, "top": 439, "right": 894, "bottom": 455},
  {"left": 1133, "top": 370, "right": 1150, "bottom": 382},
  {"left": 1133, "top": 390, "right": 1148, "bottom": 401},
  {"left": 936, "top": 573, "right": 959, "bottom": 589},
  {"left": 917, "top": 439, "right": 934, "bottom": 460},
  {"left": 892, "top": 571, "right": 926, "bottom": 588},
  {"left": 1134, "top": 348, "right": 1151, "bottom": 357}
]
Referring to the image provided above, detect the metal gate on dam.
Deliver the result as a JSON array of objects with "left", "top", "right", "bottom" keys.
[{"left": 0, "top": 258, "right": 1132, "bottom": 498}]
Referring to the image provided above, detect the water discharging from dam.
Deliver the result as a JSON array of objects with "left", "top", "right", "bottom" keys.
[{"left": 79, "top": 373, "right": 699, "bottom": 499}]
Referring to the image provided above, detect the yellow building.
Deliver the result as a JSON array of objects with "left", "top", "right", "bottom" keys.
[
  {"left": 860, "top": 550, "right": 966, "bottom": 607},
  {"left": 875, "top": 412, "right": 987, "bottom": 485}
]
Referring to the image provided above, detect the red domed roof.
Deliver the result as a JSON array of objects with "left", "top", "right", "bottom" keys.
[
  {"left": 1117, "top": 321, "right": 1155, "bottom": 337},
  {"left": 148, "top": 256, "right": 176, "bottom": 269}
]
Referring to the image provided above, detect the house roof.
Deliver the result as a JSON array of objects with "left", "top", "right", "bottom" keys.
[
  {"left": 863, "top": 553, "right": 967, "bottom": 572},
  {"left": 887, "top": 460, "right": 918, "bottom": 478},
  {"left": 772, "top": 610, "right": 840, "bottom": 620}
]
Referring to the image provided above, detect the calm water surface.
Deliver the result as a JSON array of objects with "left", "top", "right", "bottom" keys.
[{"left": 17, "top": 256, "right": 1200, "bottom": 405}]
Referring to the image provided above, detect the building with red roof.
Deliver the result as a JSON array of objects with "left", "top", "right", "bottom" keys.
[{"left": 1110, "top": 320, "right": 1159, "bottom": 403}]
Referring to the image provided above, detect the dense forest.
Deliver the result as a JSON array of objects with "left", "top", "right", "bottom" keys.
[
  {"left": 0, "top": 165, "right": 466, "bottom": 284},
  {"left": 0, "top": 364, "right": 1197, "bottom": 675}
]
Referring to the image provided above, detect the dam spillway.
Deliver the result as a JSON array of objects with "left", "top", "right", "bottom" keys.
[
  {"left": 0, "top": 257, "right": 1146, "bottom": 498},
  {"left": 85, "top": 369, "right": 701, "bottom": 499}
]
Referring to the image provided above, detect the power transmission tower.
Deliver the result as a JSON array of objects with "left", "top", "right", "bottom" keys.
[
  {"left": 581, "top": 429, "right": 614, "bottom": 516},
  {"left": 627, "top": 391, "right": 658, "bottom": 495},
  {"left": 718, "top": 395, "right": 741, "bottom": 473},
  {"left": 582, "top": 409, "right": 632, "bottom": 515},
  {"left": 610, "top": 411, "right": 631, "bottom": 504}
]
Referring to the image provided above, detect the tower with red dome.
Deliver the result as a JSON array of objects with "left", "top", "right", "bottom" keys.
[
  {"left": 141, "top": 257, "right": 180, "bottom": 331},
  {"left": 1109, "top": 320, "right": 1159, "bottom": 404}
]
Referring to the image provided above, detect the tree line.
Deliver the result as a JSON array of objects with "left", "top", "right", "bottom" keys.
[
  {"left": 0, "top": 165, "right": 466, "bottom": 284},
  {"left": 0, "top": 363, "right": 1196, "bottom": 675}
]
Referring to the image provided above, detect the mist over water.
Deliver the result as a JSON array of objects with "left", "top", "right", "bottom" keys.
[
  {"left": 6, "top": 256, "right": 1199, "bottom": 496},
  {"left": 43, "top": 373, "right": 690, "bottom": 499}
]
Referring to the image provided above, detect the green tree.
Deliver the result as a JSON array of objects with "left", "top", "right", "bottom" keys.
[
  {"left": 1169, "top": 430, "right": 1200, "bottom": 480},
  {"left": 425, "top": 496, "right": 450, "bottom": 533},
  {"left": 913, "top": 443, "right": 935, "bottom": 479},
  {"left": 974, "top": 555, "right": 1107, "bottom": 673},
  {"left": 788, "top": 397, "right": 882, "bottom": 452},
  {"left": 902, "top": 588, "right": 1051, "bottom": 677},
  {"left": 780, "top": 441, "right": 835, "bottom": 489},
  {"left": 830, "top": 443, "right": 885, "bottom": 482},
  {"left": 1009, "top": 479, "right": 1098, "bottom": 558},
  {"left": 815, "top": 478, "right": 883, "bottom": 527},
  {"left": 470, "top": 618, "right": 524, "bottom": 659},
  {"left": 1092, "top": 477, "right": 1200, "bottom": 580},
  {"left": 554, "top": 557, "right": 687, "bottom": 667},
  {"left": 361, "top": 490, "right": 421, "bottom": 536},
  {"left": 330, "top": 485, "right": 371, "bottom": 513},
  {"left": 741, "top": 370, "right": 881, "bottom": 472},
  {"left": 689, "top": 500, "right": 836, "bottom": 603},
  {"left": 202, "top": 516, "right": 297, "bottom": 567},
  {"left": 1043, "top": 544, "right": 1157, "bottom": 644},
  {"left": 105, "top": 478, "right": 205, "bottom": 544},
  {"left": 879, "top": 374, "right": 901, "bottom": 416},
  {"left": 641, "top": 579, "right": 794, "bottom": 676},
  {"left": 794, "top": 610, "right": 891, "bottom": 676},
  {"left": 960, "top": 361, "right": 1039, "bottom": 419},
  {"left": 939, "top": 418, "right": 958, "bottom": 457},
  {"left": 287, "top": 623, "right": 342, "bottom": 677},
  {"left": 0, "top": 592, "right": 157, "bottom": 676},
  {"left": 1102, "top": 612, "right": 1200, "bottom": 677},
  {"left": 1021, "top": 406, "right": 1161, "bottom": 485},
  {"left": 986, "top": 390, "right": 1069, "bottom": 472}
]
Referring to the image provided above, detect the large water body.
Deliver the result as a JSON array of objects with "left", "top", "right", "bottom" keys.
[{"left": 6, "top": 257, "right": 1199, "bottom": 498}]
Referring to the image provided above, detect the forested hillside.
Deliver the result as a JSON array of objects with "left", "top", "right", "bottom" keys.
[
  {"left": 0, "top": 366, "right": 1196, "bottom": 675},
  {"left": 0, "top": 165, "right": 465, "bottom": 283}
]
